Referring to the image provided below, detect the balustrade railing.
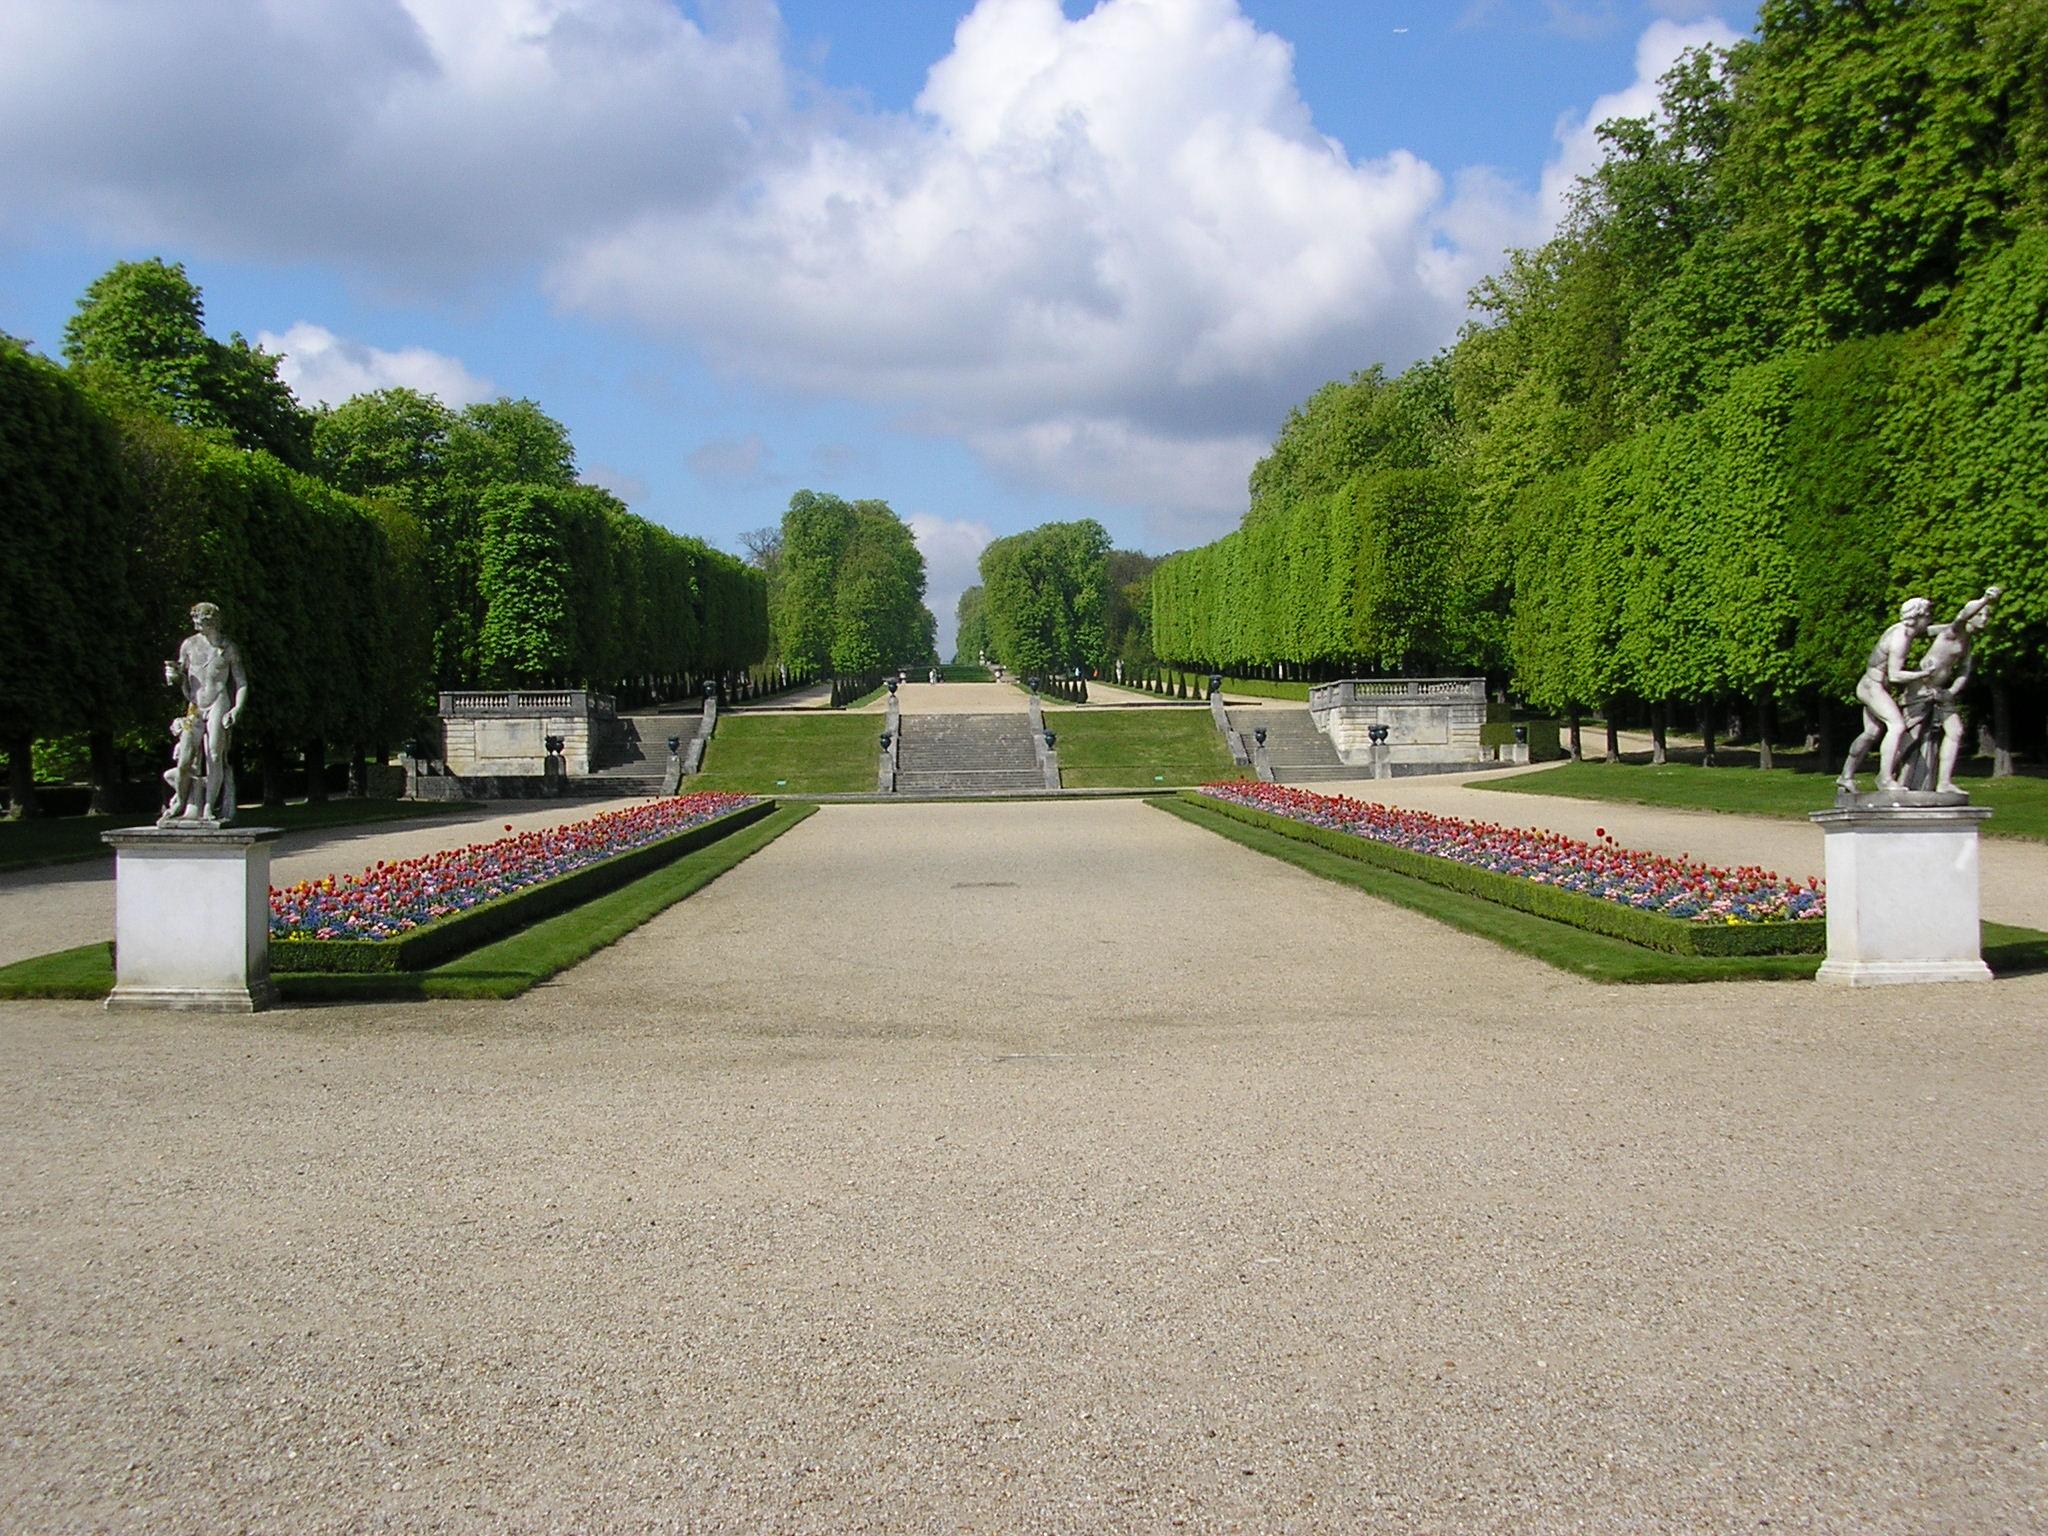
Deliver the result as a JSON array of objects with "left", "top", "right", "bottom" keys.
[{"left": 1308, "top": 678, "right": 1486, "bottom": 713}]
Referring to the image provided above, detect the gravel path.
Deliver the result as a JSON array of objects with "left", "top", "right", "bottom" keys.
[{"left": 4, "top": 799, "right": 2045, "bottom": 1533}]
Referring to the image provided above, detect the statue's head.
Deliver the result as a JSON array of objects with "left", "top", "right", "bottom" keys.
[
  {"left": 189, "top": 601, "right": 221, "bottom": 632},
  {"left": 1900, "top": 597, "right": 1932, "bottom": 630}
]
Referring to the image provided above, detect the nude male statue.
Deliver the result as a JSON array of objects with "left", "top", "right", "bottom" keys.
[
  {"left": 161, "top": 602, "right": 249, "bottom": 825},
  {"left": 1897, "top": 587, "right": 2001, "bottom": 794},
  {"left": 1837, "top": 597, "right": 1934, "bottom": 792}
]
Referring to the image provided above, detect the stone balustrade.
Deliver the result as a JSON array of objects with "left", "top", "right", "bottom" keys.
[
  {"left": 1308, "top": 677, "right": 1489, "bottom": 766},
  {"left": 436, "top": 689, "right": 618, "bottom": 777}
]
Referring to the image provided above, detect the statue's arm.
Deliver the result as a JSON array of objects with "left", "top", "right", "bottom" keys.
[
  {"left": 1952, "top": 586, "right": 2001, "bottom": 630},
  {"left": 1883, "top": 629, "right": 1926, "bottom": 686},
  {"left": 226, "top": 643, "right": 251, "bottom": 726}
]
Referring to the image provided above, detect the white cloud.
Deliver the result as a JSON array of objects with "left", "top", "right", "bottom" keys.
[
  {"left": 257, "top": 321, "right": 493, "bottom": 407},
  {"left": 906, "top": 512, "right": 995, "bottom": 659},
  {"left": 556, "top": 0, "right": 1464, "bottom": 533},
  {"left": 1, "top": 0, "right": 1745, "bottom": 539},
  {"left": 0, "top": 0, "right": 789, "bottom": 276}
]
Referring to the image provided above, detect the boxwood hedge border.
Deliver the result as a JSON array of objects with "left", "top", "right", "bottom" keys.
[
  {"left": 270, "top": 798, "right": 776, "bottom": 974},
  {"left": 1181, "top": 791, "right": 1824, "bottom": 957}
]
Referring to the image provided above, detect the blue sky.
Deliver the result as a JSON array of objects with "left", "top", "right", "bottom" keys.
[{"left": 0, "top": 0, "right": 1743, "bottom": 654}]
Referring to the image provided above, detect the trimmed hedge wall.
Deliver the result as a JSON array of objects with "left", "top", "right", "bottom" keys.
[
  {"left": 270, "top": 799, "right": 775, "bottom": 974},
  {"left": 1181, "top": 792, "right": 1823, "bottom": 957}
]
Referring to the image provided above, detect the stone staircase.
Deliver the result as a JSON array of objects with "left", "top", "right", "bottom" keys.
[
  {"left": 586, "top": 711, "right": 702, "bottom": 796},
  {"left": 894, "top": 713, "right": 1046, "bottom": 795},
  {"left": 1227, "top": 707, "right": 1360, "bottom": 784}
]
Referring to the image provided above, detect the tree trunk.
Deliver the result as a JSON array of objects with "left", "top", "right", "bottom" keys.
[
  {"left": 303, "top": 738, "right": 328, "bottom": 803},
  {"left": 1566, "top": 705, "right": 1583, "bottom": 761},
  {"left": 1604, "top": 702, "right": 1620, "bottom": 762},
  {"left": 1650, "top": 701, "right": 1668, "bottom": 765},
  {"left": 4, "top": 730, "right": 39, "bottom": 819},
  {"left": 87, "top": 728, "right": 119, "bottom": 816},
  {"left": 1992, "top": 680, "right": 2016, "bottom": 778},
  {"left": 1754, "top": 688, "right": 1774, "bottom": 771},
  {"left": 260, "top": 740, "right": 286, "bottom": 807}
]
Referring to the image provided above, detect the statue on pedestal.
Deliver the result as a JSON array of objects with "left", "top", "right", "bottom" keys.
[
  {"left": 160, "top": 602, "right": 249, "bottom": 826},
  {"left": 1836, "top": 587, "right": 2000, "bottom": 801}
]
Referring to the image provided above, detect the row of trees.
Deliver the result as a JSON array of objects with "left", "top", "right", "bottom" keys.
[
  {"left": 3, "top": 260, "right": 766, "bottom": 813},
  {"left": 972, "top": 520, "right": 1112, "bottom": 677},
  {"left": 953, "top": 525, "right": 1159, "bottom": 674},
  {"left": 749, "top": 491, "right": 935, "bottom": 676},
  {"left": 1150, "top": 0, "right": 2046, "bottom": 762}
]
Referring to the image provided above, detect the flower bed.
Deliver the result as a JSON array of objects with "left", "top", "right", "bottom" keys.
[
  {"left": 1190, "top": 783, "right": 1825, "bottom": 957},
  {"left": 270, "top": 794, "right": 767, "bottom": 973}
]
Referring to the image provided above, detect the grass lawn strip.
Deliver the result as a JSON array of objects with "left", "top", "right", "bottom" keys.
[
  {"left": 1152, "top": 796, "right": 2048, "bottom": 984},
  {"left": 1044, "top": 708, "right": 1247, "bottom": 789},
  {"left": 1482, "top": 760, "right": 2048, "bottom": 842},
  {"left": 691, "top": 713, "right": 882, "bottom": 794},
  {"left": 0, "top": 803, "right": 817, "bottom": 1002},
  {"left": 0, "top": 798, "right": 454, "bottom": 874},
  {"left": 1189, "top": 788, "right": 1823, "bottom": 956}
]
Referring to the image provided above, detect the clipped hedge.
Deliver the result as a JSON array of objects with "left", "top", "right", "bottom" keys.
[
  {"left": 1181, "top": 792, "right": 1823, "bottom": 957},
  {"left": 270, "top": 799, "right": 774, "bottom": 974}
]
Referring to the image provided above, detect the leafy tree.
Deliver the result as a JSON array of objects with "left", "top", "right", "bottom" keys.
[
  {"left": 313, "top": 387, "right": 454, "bottom": 493},
  {"left": 953, "top": 585, "right": 989, "bottom": 666},
  {"left": 446, "top": 398, "right": 577, "bottom": 489},
  {"left": 980, "top": 520, "right": 1110, "bottom": 675},
  {"left": 63, "top": 258, "right": 313, "bottom": 466}
]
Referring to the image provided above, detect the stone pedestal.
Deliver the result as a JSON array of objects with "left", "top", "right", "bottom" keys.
[
  {"left": 1809, "top": 804, "right": 1993, "bottom": 985},
  {"left": 102, "top": 825, "right": 282, "bottom": 1011}
]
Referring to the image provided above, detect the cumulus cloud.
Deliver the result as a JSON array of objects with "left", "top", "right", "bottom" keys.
[
  {"left": 555, "top": 0, "right": 1468, "bottom": 545},
  {"left": 1, "top": 0, "right": 1743, "bottom": 542},
  {"left": 256, "top": 321, "right": 493, "bottom": 407},
  {"left": 0, "top": 0, "right": 789, "bottom": 275}
]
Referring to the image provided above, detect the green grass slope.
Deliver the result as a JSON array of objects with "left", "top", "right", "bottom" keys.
[{"left": 1046, "top": 708, "right": 1246, "bottom": 788}]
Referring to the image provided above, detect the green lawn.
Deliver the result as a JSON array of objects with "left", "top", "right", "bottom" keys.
[
  {"left": 1480, "top": 760, "right": 2048, "bottom": 842},
  {"left": 691, "top": 713, "right": 882, "bottom": 794},
  {"left": 939, "top": 664, "right": 994, "bottom": 681},
  {"left": 0, "top": 797, "right": 454, "bottom": 874},
  {"left": 1046, "top": 708, "right": 1247, "bottom": 788},
  {"left": 1152, "top": 795, "right": 2048, "bottom": 984},
  {"left": 0, "top": 802, "right": 816, "bottom": 1002}
]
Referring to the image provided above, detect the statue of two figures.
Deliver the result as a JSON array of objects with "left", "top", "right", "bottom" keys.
[
  {"left": 1838, "top": 587, "right": 2001, "bottom": 803},
  {"left": 159, "top": 602, "right": 249, "bottom": 827}
]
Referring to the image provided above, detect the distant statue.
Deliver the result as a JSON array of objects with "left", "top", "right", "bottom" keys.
[
  {"left": 1896, "top": 587, "right": 2001, "bottom": 794},
  {"left": 1838, "top": 597, "right": 1934, "bottom": 792},
  {"left": 160, "top": 602, "right": 249, "bottom": 825}
]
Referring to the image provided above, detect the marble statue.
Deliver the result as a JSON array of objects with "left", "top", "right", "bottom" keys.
[
  {"left": 1837, "top": 597, "right": 1933, "bottom": 792},
  {"left": 160, "top": 602, "right": 249, "bottom": 826},
  {"left": 1897, "top": 587, "right": 2001, "bottom": 794},
  {"left": 1837, "top": 587, "right": 2000, "bottom": 798}
]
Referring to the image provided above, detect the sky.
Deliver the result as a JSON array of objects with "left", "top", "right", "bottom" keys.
[{"left": 0, "top": 0, "right": 1745, "bottom": 657}]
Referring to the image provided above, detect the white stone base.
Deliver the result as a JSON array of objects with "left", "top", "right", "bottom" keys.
[
  {"left": 102, "top": 825, "right": 282, "bottom": 1012},
  {"left": 1809, "top": 804, "right": 1993, "bottom": 986}
]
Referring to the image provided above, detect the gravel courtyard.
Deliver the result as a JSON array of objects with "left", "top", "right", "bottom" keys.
[{"left": 3, "top": 799, "right": 2044, "bottom": 1533}]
